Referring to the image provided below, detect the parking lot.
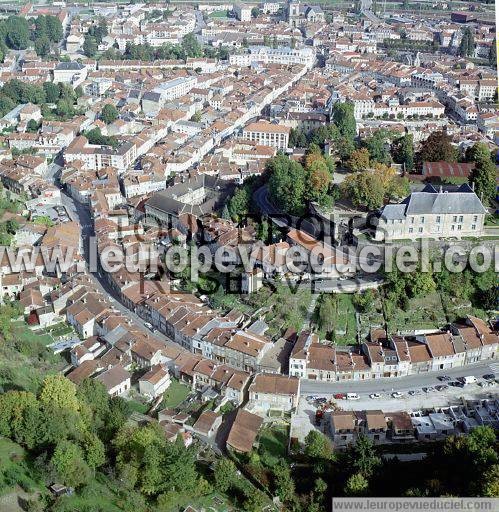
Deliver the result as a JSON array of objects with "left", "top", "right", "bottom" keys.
[
  {"left": 27, "top": 202, "right": 71, "bottom": 224},
  {"left": 291, "top": 379, "right": 498, "bottom": 443}
]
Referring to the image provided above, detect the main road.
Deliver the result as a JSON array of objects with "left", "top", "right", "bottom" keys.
[
  {"left": 48, "top": 163, "right": 182, "bottom": 351},
  {"left": 300, "top": 360, "right": 499, "bottom": 395}
]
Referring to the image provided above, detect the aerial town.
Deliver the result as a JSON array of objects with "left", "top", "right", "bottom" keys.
[{"left": 0, "top": 0, "right": 496, "bottom": 510}]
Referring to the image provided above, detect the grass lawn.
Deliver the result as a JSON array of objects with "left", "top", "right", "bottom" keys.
[
  {"left": 127, "top": 399, "right": 149, "bottom": 415},
  {"left": 161, "top": 379, "right": 191, "bottom": 408},
  {"left": 209, "top": 9, "right": 229, "bottom": 18},
  {"left": 386, "top": 292, "right": 447, "bottom": 333},
  {"left": 258, "top": 424, "right": 289, "bottom": 467}
]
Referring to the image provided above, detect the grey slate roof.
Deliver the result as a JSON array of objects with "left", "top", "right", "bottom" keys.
[
  {"left": 380, "top": 183, "right": 487, "bottom": 221},
  {"left": 55, "top": 61, "right": 85, "bottom": 71}
]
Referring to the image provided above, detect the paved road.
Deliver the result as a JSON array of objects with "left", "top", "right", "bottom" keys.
[
  {"left": 300, "top": 361, "right": 498, "bottom": 395},
  {"left": 53, "top": 172, "right": 181, "bottom": 350}
]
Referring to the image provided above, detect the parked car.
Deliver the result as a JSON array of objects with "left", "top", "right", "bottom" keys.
[
  {"left": 422, "top": 387, "right": 434, "bottom": 393},
  {"left": 333, "top": 393, "right": 346, "bottom": 400},
  {"left": 460, "top": 376, "right": 478, "bottom": 385},
  {"left": 346, "top": 393, "right": 360, "bottom": 400},
  {"left": 408, "top": 390, "right": 420, "bottom": 396},
  {"left": 369, "top": 393, "right": 381, "bottom": 399},
  {"left": 435, "top": 385, "right": 448, "bottom": 391},
  {"left": 391, "top": 391, "right": 403, "bottom": 398},
  {"left": 449, "top": 381, "right": 463, "bottom": 387},
  {"left": 438, "top": 375, "right": 451, "bottom": 381},
  {"left": 307, "top": 395, "right": 319, "bottom": 401},
  {"left": 483, "top": 374, "right": 496, "bottom": 381}
]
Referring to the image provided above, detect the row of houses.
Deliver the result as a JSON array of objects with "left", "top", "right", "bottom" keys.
[
  {"left": 289, "top": 317, "right": 498, "bottom": 382},
  {"left": 329, "top": 398, "right": 499, "bottom": 447}
]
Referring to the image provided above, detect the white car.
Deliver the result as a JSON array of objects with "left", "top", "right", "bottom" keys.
[
  {"left": 391, "top": 391, "right": 403, "bottom": 398},
  {"left": 369, "top": 393, "right": 381, "bottom": 399}
]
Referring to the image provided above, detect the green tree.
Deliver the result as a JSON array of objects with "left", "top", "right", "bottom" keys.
[
  {"left": 39, "top": 374, "right": 79, "bottom": 412},
  {"left": 190, "top": 110, "right": 201, "bottom": 123},
  {"left": 364, "top": 131, "right": 391, "bottom": 165},
  {"left": 45, "top": 15, "right": 63, "bottom": 43},
  {"left": 347, "top": 148, "right": 370, "bottom": 172},
  {"left": 318, "top": 294, "right": 336, "bottom": 335},
  {"left": 352, "top": 289, "right": 376, "bottom": 313},
  {"left": 34, "top": 35, "right": 51, "bottom": 57},
  {"left": 101, "top": 103, "right": 119, "bottom": 124},
  {"left": 26, "top": 119, "right": 39, "bottom": 133},
  {"left": 391, "top": 133, "right": 414, "bottom": 172},
  {"left": 81, "top": 430, "right": 106, "bottom": 469},
  {"left": 468, "top": 142, "right": 496, "bottom": 205},
  {"left": 267, "top": 154, "right": 307, "bottom": 215},
  {"left": 51, "top": 440, "right": 91, "bottom": 488},
  {"left": 0, "top": 95, "right": 15, "bottom": 116},
  {"left": 304, "top": 430, "right": 333, "bottom": 460},
  {"left": 83, "top": 35, "right": 98, "bottom": 57},
  {"left": 77, "top": 378, "right": 110, "bottom": 429},
  {"left": 489, "top": 38, "right": 497, "bottom": 68},
  {"left": 273, "top": 460, "right": 295, "bottom": 503},
  {"left": 341, "top": 171, "right": 385, "bottom": 209},
  {"left": 346, "top": 434, "right": 381, "bottom": 478},
  {"left": 459, "top": 27, "right": 475, "bottom": 57},
  {"left": 3, "top": 16, "right": 30, "bottom": 50},
  {"left": 344, "top": 472, "right": 369, "bottom": 496},
  {"left": 482, "top": 465, "right": 499, "bottom": 497},
  {"left": 304, "top": 151, "right": 332, "bottom": 204},
  {"left": 43, "top": 81, "right": 60, "bottom": 103},
  {"left": 417, "top": 131, "right": 458, "bottom": 166},
  {"left": 55, "top": 98, "right": 74, "bottom": 118},
  {"left": 213, "top": 458, "right": 237, "bottom": 492},
  {"left": 228, "top": 187, "right": 250, "bottom": 220},
  {"left": 182, "top": 33, "right": 202, "bottom": 58},
  {"left": 332, "top": 102, "right": 356, "bottom": 140},
  {"left": 251, "top": 6, "right": 259, "bottom": 17},
  {"left": 221, "top": 204, "right": 231, "bottom": 220}
]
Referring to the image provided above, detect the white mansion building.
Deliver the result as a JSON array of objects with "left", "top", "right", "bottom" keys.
[{"left": 374, "top": 184, "right": 487, "bottom": 242}]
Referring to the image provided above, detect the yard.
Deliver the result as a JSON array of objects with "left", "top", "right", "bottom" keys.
[
  {"left": 37, "top": 322, "right": 74, "bottom": 339},
  {"left": 11, "top": 322, "right": 53, "bottom": 347},
  {"left": 313, "top": 293, "right": 358, "bottom": 345},
  {"left": 386, "top": 292, "right": 447, "bottom": 333},
  {"left": 239, "top": 283, "right": 313, "bottom": 339},
  {"left": 257, "top": 424, "right": 290, "bottom": 467},
  {"left": 160, "top": 379, "right": 191, "bottom": 408}
]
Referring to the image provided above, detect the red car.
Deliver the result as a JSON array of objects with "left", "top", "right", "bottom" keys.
[{"left": 333, "top": 393, "right": 346, "bottom": 400}]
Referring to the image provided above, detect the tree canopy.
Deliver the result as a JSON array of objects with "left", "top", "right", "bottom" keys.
[{"left": 467, "top": 142, "right": 496, "bottom": 205}]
